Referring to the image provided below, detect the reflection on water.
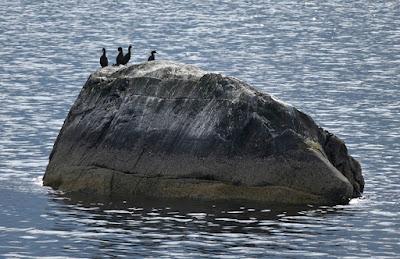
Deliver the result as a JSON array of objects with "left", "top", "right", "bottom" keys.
[
  {"left": 0, "top": 0, "right": 399, "bottom": 257},
  {"left": 0, "top": 190, "right": 375, "bottom": 258}
]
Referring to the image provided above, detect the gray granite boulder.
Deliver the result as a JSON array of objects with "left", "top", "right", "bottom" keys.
[{"left": 43, "top": 61, "right": 364, "bottom": 205}]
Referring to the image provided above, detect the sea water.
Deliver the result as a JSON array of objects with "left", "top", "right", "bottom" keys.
[{"left": 0, "top": 0, "right": 399, "bottom": 257}]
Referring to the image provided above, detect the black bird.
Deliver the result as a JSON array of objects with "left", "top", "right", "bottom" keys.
[
  {"left": 148, "top": 50, "right": 157, "bottom": 61},
  {"left": 121, "top": 45, "right": 132, "bottom": 65},
  {"left": 116, "top": 47, "right": 124, "bottom": 65},
  {"left": 100, "top": 48, "right": 108, "bottom": 68}
]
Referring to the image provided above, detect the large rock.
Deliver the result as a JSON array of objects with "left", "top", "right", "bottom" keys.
[{"left": 43, "top": 61, "right": 364, "bottom": 205}]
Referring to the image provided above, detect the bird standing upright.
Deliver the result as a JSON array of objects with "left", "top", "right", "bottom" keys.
[
  {"left": 100, "top": 48, "right": 108, "bottom": 68},
  {"left": 148, "top": 50, "right": 157, "bottom": 61},
  {"left": 116, "top": 47, "right": 124, "bottom": 65},
  {"left": 121, "top": 45, "right": 132, "bottom": 65}
]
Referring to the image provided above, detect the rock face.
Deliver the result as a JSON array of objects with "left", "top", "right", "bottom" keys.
[{"left": 43, "top": 61, "right": 364, "bottom": 205}]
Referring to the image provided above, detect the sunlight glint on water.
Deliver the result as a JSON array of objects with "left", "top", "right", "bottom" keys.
[{"left": 0, "top": 0, "right": 399, "bottom": 257}]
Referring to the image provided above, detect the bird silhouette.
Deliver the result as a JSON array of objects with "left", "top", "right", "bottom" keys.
[
  {"left": 121, "top": 45, "right": 132, "bottom": 65},
  {"left": 100, "top": 48, "right": 108, "bottom": 68},
  {"left": 116, "top": 47, "right": 124, "bottom": 65},
  {"left": 148, "top": 50, "right": 157, "bottom": 61}
]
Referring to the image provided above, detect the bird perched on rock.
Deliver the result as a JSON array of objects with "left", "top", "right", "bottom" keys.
[
  {"left": 148, "top": 50, "right": 157, "bottom": 61},
  {"left": 121, "top": 45, "right": 132, "bottom": 65},
  {"left": 100, "top": 48, "right": 108, "bottom": 68},
  {"left": 116, "top": 47, "right": 124, "bottom": 65}
]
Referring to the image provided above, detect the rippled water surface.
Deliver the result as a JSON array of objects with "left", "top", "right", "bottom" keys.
[{"left": 1, "top": 0, "right": 399, "bottom": 257}]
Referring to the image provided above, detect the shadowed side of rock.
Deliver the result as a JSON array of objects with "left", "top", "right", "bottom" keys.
[{"left": 43, "top": 61, "right": 364, "bottom": 205}]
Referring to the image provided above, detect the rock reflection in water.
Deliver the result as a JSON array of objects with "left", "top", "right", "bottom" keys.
[{"left": 39, "top": 192, "right": 353, "bottom": 257}]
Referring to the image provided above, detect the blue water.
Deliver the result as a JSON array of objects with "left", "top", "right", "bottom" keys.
[{"left": 1, "top": 0, "right": 399, "bottom": 257}]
